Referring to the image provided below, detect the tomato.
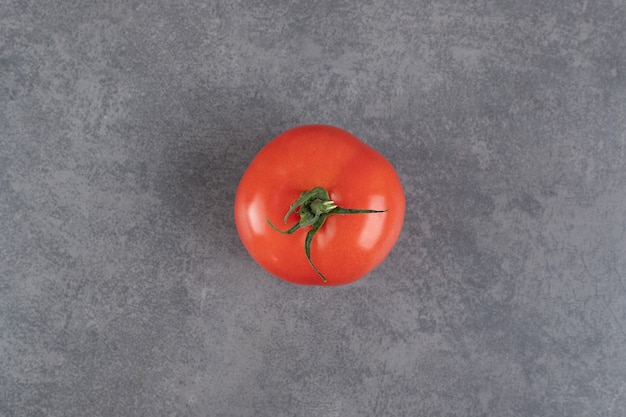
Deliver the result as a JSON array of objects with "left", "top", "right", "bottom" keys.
[{"left": 234, "top": 125, "right": 405, "bottom": 286}]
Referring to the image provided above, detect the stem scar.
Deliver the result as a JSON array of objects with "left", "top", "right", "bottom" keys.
[{"left": 266, "top": 186, "right": 387, "bottom": 282}]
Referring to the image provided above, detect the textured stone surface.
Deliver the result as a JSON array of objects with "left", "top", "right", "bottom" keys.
[{"left": 2, "top": 1, "right": 625, "bottom": 416}]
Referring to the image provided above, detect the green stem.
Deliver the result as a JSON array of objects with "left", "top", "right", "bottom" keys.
[{"left": 266, "top": 186, "right": 387, "bottom": 282}]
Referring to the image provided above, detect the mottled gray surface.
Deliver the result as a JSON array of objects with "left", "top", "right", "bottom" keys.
[{"left": 2, "top": 1, "right": 625, "bottom": 416}]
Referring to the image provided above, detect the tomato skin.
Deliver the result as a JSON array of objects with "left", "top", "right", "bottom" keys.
[{"left": 234, "top": 125, "right": 405, "bottom": 286}]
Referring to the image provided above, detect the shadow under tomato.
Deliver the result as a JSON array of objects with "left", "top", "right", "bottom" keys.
[{"left": 149, "top": 85, "right": 303, "bottom": 268}]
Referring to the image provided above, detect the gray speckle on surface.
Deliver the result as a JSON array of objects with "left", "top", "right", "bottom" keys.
[{"left": 2, "top": 1, "right": 625, "bottom": 416}]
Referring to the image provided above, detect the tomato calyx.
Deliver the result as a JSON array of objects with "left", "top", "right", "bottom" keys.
[{"left": 266, "top": 186, "right": 387, "bottom": 282}]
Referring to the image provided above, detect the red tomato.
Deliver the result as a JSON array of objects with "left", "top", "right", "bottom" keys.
[{"left": 234, "top": 125, "right": 405, "bottom": 286}]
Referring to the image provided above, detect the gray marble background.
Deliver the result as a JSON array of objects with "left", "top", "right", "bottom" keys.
[{"left": 2, "top": 1, "right": 626, "bottom": 416}]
